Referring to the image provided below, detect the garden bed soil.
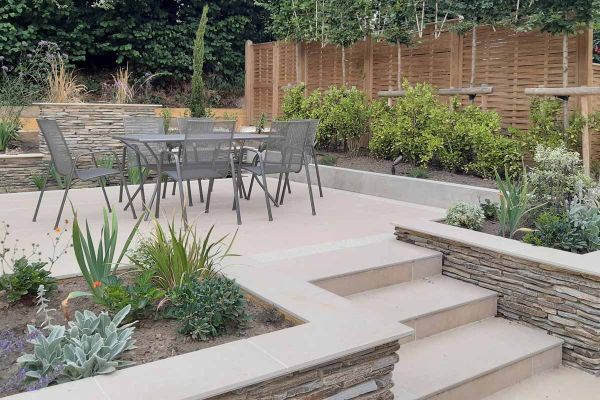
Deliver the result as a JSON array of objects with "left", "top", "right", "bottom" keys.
[
  {"left": 318, "top": 152, "right": 497, "bottom": 189},
  {"left": 0, "top": 276, "right": 294, "bottom": 397}
]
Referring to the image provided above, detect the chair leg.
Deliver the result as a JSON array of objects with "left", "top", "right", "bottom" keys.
[
  {"left": 275, "top": 173, "right": 283, "bottom": 203},
  {"left": 246, "top": 174, "right": 256, "bottom": 200},
  {"left": 176, "top": 176, "right": 187, "bottom": 226},
  {"left": 257, "top": 162, "right": 273, "bottom": 221},
  {"left": 99, "top": 178, "right": 112, "bottom": 212},
  {"left": 154, "top": 173, "right": 162, "bottom": 219},
  {"left": 312, "top": 147, "right": 323, "bottom": 197},
  {"left": 187, "top": 180, "right": 193, "bottom": 206},
  {"left": 230, "top": 157, "right": 242, "bottom": 225},
  {"left": 162, "top": 176, "right": 168, "bottom": 199},
  {"left": 198, "top": 179, "right": 204, "bottom": 203},
  {"left": 54, "top": 172, "right": 74, "bottom": 230},
  {"left": 118, "top": 147, "right": 126, "bottom": 203},
  {"left": 33, "top": 162, "right": 52, "bottom": 222},
  {"left": 304, "top": 158, "right": 316, "bottom": 216},
  {"left": 172, "top": 180, "right": 176, "bottom": 196},
  {"left": 280, "top": 173, "right": 290, "bottom": 205},
  {"left": 116, "top": 159, "right": 137, "bottom": 219},
  {"left": 205, "top": 179, "right": 214, "bottom": 213}
]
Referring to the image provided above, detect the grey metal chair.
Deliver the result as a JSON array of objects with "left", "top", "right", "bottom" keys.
[
  {"left": 242, "top": 120, "right": 315, "bottom": 221},
  {"left": 33, "top": 118, "right": 136, "bottom": 229},
  {"left": 160, "top": 119, "right": 240, "bottom": 225},
  {"left": 278, "top": 119, "right": 323, "bottom": 204},
  {"left": 119, "top": 116, "right": 167, "bottom": 209}
]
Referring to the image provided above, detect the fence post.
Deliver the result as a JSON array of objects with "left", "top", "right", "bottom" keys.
[
  {"left": 449, "top": 31, "right": 463, "bottom": 88},
  {"left": 296, "top": 42, "right": 306, "bottom": 84},
  {"left": 245, "top": 40, "right": 254, "bottom": 125},
  {"left": 364, "top": 36, "right": 374, "bottom": 100},
  {"left": 272, "top": 42, "right": 281, "bottom": 118},
  {"left": 577, "top": 28, "right": 593, "bottom": 176}
]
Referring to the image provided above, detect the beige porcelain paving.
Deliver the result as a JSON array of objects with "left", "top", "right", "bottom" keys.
[
  {"left": 0, "top": 178, "right": 445, "bottom": 277},
  {"left": 483, "top": 366, "right": 600, "bottom": 400},
  {"left": 393, "top": 318, "right": 563, "bottom": 399},
  {"left": 6, "top": 379, "right": 108, "bottom": 400},
  {"left": 347, "top": 275, "right": 496, "bottom": 322}
]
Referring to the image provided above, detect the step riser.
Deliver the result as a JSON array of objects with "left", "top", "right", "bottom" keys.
[
  {"left": 403, "top": 297, "right": 497, "bottom": 340},
  {"left": 314, "top": 255, "right": 441, "bottom": 296},
  {"left": 426, "top": 346, "right": 562, "bottom": 400}
]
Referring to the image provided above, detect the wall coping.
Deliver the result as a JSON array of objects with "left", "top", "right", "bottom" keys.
[
  {"left": 394, "top": 218, "right": 600, "bottom": 279},
  {"left": 0, "top": 152, "right": 43, "bottom": 160},
  {"left": 34, "top": 102, "right": 162, "bottom": 107},
  {"left": 6, "top": 254, "right": 412, "bottom": 399},
  {"left": 289, "top": 164, "right": 498, "bottom": 209}
]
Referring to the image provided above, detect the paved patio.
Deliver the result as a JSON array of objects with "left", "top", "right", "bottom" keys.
[{"left": 0, "top": 177, "right": 445, "bottom": 277}]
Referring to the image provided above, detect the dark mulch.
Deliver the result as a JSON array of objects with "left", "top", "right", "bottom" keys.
[
  {"left": 317, "top": 152, "right": 497, "bottom": 189},
  {"left": 0, "top": 275, "right": 294, "bottom": 397}
]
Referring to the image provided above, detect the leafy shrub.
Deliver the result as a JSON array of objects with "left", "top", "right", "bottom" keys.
[
  {"left": 281, "top": 84, "right": 370, "bottom": 152},
  {"left": 480, "top": 199, "right": 499, "bottom": 221},
  {"left": 130, "top": 221, "right": 236, "bottom": 291},
  {"left": 523, "top": 206, "right": 600, "bottom": 254},
  {"left": 370, "top": 82, "right": 445, "bottom": 165},
  {"left": 0, "top": 258, "right": 56, "bottom": 303},
  {"left": 100, "top": 271, "right": 165, "bottom": 320},
  {"left": 17, "top": 305, "right": 135, "bottom": 386},
  {"left": 369, "top": 82, "right": 522, "bottom": 178},
  {"left": 446, "top": 201, "right": 484, "bottom": 231},
  {"left": 166, "top": 275, "right": 247, "bottom": 341},
  {"left": 0, "top": 117, "right": 20, "bottom": 152},
  {"left": 528, "top": 145, "right": 596, "bottom": 213}
]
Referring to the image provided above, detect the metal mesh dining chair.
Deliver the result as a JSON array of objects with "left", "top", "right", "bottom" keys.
[
  {"left": 33, "top": 118, "right": 136, "bottom": 229},
  {"left": 278, "top": 119, "right": 323, "bottom": 204},
  {"left": 119, "top": 116, "right": 168, "bottom": 208},
  {"left": 161, "top": 119, "right": 240, "bottom": 224},
  {"left": 242, "top": 120, "right": 315, "bottom": 221}
]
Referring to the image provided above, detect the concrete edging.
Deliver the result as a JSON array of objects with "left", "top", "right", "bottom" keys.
[{"left": 289, "top": 164, "right": 498, "bottom": 209}]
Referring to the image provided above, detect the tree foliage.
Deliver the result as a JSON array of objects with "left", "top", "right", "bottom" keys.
[
  {"left": 190, "top": 5, "right": 209, "bottom": 117},
  {"left": 0, "top": 0, "right": 271, "bottom": 83}
]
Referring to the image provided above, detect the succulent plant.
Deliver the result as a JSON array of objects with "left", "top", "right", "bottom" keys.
[{"left": 17, "top": 305, "right": 136, "bottom": 385}]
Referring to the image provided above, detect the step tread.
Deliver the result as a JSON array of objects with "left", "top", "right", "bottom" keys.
[
  {"left": 258, "top": 237, "right": 440, "bottom": 282},
  {"left": 347, "top": 274, "right": 496, "bottom": 322},
  {"left": 393, "top": 318, "right": 563, "bottom": 399}
]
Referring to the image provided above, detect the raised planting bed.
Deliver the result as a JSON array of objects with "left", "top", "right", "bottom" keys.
[
  {"left": 394, "top": 218, "right": 600, "bottom": 374},
  {"left": 0, "top": 275, "right": 294, "bottom": 398}
]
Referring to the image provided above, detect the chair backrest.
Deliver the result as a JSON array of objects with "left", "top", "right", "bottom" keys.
[
  {"left": 263, "top": 120, "right": 310, "bottom": 173},
  {"left": 123, "top": 116, "right": 165, "bottom": 135},
  {"left": 305, "top": 119, "right": 319, "bottom": 147},
  {"left": 182, "top": 119, "right": 236, "bottom": 175},
  {"left": 37, "top": 118, "right": 73, "bottom": 176},
  {"left": 177, "top": 117, "right": 214, "bottom": 135},
  {"left": 123, "top": 116, "right": 165, "bottom": 167}
]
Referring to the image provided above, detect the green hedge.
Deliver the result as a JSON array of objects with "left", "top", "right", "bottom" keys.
[{"left": 0, "top": 0, "right": 271, "bottom": 83}]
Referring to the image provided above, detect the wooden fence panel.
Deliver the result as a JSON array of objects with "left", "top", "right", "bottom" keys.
[{"left": 245, "top": 27, "right": 597, "bottom": 159}]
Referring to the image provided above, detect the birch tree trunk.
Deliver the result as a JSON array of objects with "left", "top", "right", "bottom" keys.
[
  {"left": 341, "top": 45, "right": 347, "bottom": 86},
  {"left": 562, "top": 33, "right": 569, "bottom": 130},
  {"left": 470, "top": 26, "right": 477, "bottom": 87}
]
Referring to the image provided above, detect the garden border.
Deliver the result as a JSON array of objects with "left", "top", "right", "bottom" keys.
[
  {"left": 394, "top": 218, "right": 600, "bottom": 374},
  {"left": 6, "top": 255, "right": 413, "bottom": 400},
  {"left": 289, "top": 164, "right": 499, "bottom": 209}
]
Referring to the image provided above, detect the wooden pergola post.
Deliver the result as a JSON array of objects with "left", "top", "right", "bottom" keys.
[{"left": 272, "top": 42, "right": 281, "bottom": 117}]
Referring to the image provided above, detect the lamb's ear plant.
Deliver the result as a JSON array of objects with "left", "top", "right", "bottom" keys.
[
  {"left": 495, "top": 167, "right": 544, "bottom": 238},
  {"left": 67, "top": 208, "right": 142, "bottom": 302}
]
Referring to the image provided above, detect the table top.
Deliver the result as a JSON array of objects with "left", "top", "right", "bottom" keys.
[{"left": 113, "top": 132, "right": 271, "bottom": 143}]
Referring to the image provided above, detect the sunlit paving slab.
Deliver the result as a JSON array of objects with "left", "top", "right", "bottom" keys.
[
  {"left": 0, "top": 177, "right": 445, "bottom": 277},
  {"left": 483, "top": 366, "right": 600, "bottom": 400}
]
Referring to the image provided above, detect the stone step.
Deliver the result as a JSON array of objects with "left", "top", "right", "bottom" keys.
[
  {"left": 258, "top": 237, "right": 442, "bottom": 296},
  {"left": 347, "top": 274, "right": 497, "bottom": 339},
  {"left": 393, "top": 318, "right": 563, "bottom": 400}
]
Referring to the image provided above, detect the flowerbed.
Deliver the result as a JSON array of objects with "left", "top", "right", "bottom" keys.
[{"left": 0, "top": 275, "right": 292, "bottom": 397}]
